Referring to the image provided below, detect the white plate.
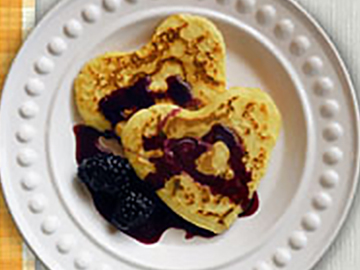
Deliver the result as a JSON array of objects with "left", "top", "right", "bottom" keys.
[{"left": 1, "top": 0, "right": 359, "bottom": 270}]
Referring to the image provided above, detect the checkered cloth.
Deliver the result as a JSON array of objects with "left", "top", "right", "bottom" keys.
[{"left": 0, "top": 0, "right": 36, "bottom": 269}]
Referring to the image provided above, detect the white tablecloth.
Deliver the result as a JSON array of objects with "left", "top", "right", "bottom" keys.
[{"left": 35, "top": 1, "right": 360, "bottom": 269}]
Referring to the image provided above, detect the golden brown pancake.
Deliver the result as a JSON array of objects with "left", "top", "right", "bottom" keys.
[
  {"left": 74, "top": 14, "right": 226, "bottom": 131},
  {"left": 121, "top": 87, "right": 281, "bottom": 233}
]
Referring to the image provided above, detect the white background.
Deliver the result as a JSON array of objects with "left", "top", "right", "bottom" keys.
[{"left": 35, "top": 0, "right": 360, "bottom": 269}]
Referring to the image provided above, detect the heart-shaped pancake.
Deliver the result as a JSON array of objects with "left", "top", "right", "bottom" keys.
[
  {"left": 121, "top": 87, "right": 281, "bottom": 233},
  {"left": 75, "top": 14, "right": 226, "bottom": 131}
]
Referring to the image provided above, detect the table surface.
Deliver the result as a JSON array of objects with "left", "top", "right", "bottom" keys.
[{"left": 34, "top": 0, "right": 360, "bottom": 269}]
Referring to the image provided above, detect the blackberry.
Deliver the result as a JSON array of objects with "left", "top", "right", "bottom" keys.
[
  {"left": 77, "top": 154, "right": 135, "bottom": 194},
  {"left": 77, "top": 154, "right": 156, "bottom": 231},
  {"left": 111, "top": 180, "right": 155, "bottom": 231}
]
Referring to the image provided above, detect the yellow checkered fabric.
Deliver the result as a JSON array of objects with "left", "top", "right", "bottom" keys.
[{"left": 0, "top": 0, "right": 36, "bottom": 269}]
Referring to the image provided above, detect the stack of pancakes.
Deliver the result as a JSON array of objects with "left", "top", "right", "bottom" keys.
[{"left": 75, "top": 14, "right": 281, "bottom": 234}]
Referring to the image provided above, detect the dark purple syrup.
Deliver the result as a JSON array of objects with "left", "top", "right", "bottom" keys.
[
  {"left": 144, "top": 125, "right": 255, "bottom": 210},
  {"left": 166, "top": 76, "right": 193, "bottom": 106},
  {"left": 74, "top": 125, "right": 104, "bottom": 164},
  {"left": 99, "top": 76, "right": 200, "bottom": 127},
  {"left": 238, "top": 192, "right": 259, "bottom": 217}
]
